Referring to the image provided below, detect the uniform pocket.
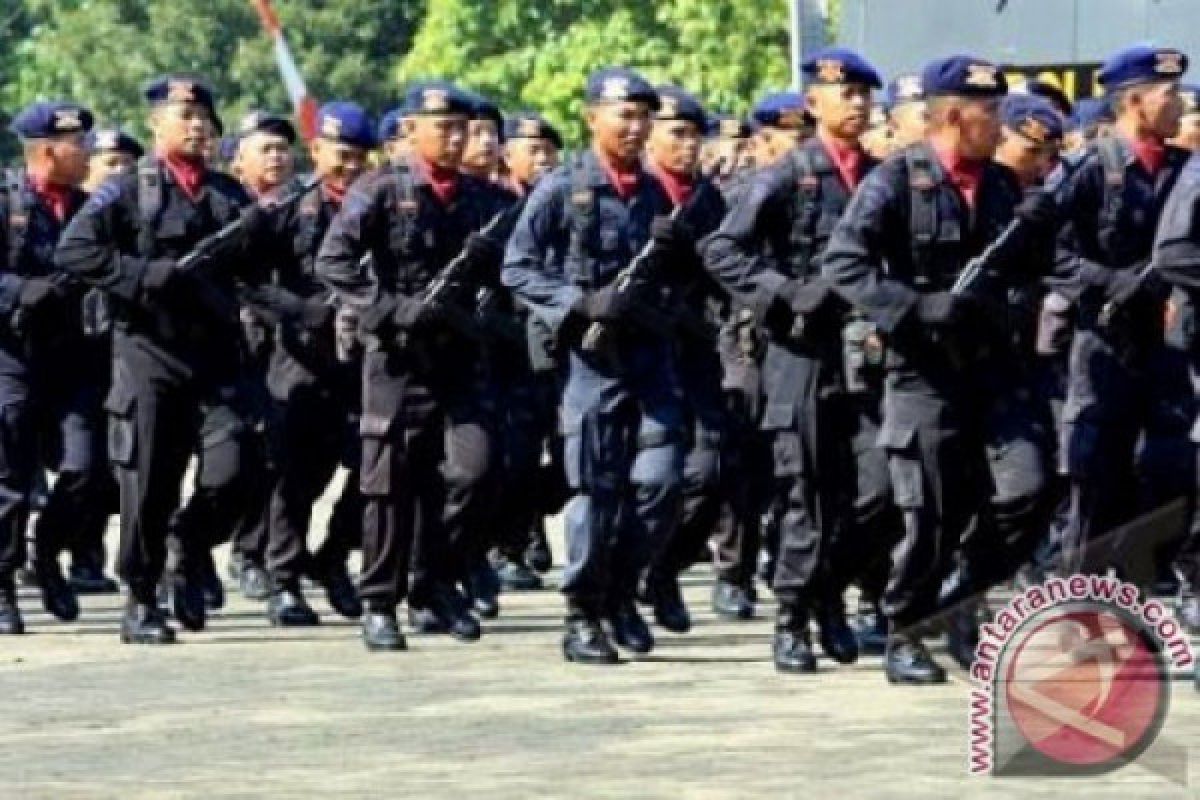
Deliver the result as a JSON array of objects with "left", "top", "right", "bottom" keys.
[
  {"left": 576, "top": 408, "right": 630, "bottom": 494},
  {"left": 887, "top": 453, "right": 924, "bottom": 510},
  {"left": 771, "top": 431, "right": 805, "bottom": 478},
  {"left": 103, "top": 381, "right": 137, "bottom": 468},
  {"left": 359, "top": 431, "right": 394, "bottom": 497}
]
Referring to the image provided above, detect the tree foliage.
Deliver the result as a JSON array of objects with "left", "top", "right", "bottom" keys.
[
  {"left": 398, "top": 0, "right": 793, "bottom": 145},
  {"left": 1, "top": 1, "right": 813, "bottom": 156}
]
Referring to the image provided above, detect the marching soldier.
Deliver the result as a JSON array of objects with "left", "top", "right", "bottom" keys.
[
  {"left": 255, "top": 102, "right": 374, "bottom": 626},
  {"left": 69, "top": 126, "right": 145, "bottom": 594},
  {"left": 0, "top": 101, "right": 103, "bottom": 632},
  {"left": 882, "top": 73, "right": 928, "bottom": 153},
  {"left": 490, "top": 111, "right": 564, "bottom": 592},
  {"left": 637, "top": 84, "right": 735, "bottom": 634},
  {"left": 378, "top": 106, "right": 411, "bottom": 165},
  {"left": 56, "top": 76, "right": 271, "bottom": 643},
  {"left": 225, "top": 110, "right": 300, "bottom": 603},
  {"left": 702, "top": 113, "right": 754, "bottom": 190},
  {"left": 705, "top": 48, "right": 884, "bottom": 674},
  {"left": 823, "top": 55, "right": 1054, "bottom": 683},
  {"left": 317, "top": 81, "right": 512, "bottom": 651},
  {"left": 1052, "top": 46, "right": 1195, "bottom": 580},
  {"left": 503, "top": 68, "right": 683, "bottom": 664},
  {"left": 84, "top": 129, "right": 144, "bottom": 192}
]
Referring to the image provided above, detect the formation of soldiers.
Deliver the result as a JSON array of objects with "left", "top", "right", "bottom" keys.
[{"left": 3, "top": 40, "right": 1200, "bottom": 686}]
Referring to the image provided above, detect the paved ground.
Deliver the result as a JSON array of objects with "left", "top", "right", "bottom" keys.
[{"left": 2, "top": 485, "right": 1200, "bottom": 799}]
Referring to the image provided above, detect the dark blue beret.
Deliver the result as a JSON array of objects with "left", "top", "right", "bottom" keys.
[
  {"left": 1021, "top": 79, "right": 1072, "bottom": 116},
  {"left": 750, "top": 91, "right": 812, "bottom": 130},
  {"left": 585, "top": 68, "right": 660, "bottom": 109},
  {"left": 921, "top": 55, "right": 1008, "bottom": 98},
  {"left": 1098, "top": 45, "right": 1188, "bottom": 91},
  {"left": 237, "top": 110, "right": 296, "bottom": 143},
  {"left": 316, "top": 101, "right": 375, "bottom": 148},
  {"left": 1182, "top": 84, "right": 1200, "bottom": 116},
  {"left": 654, "top": 85, "right": 707, "bottom": 129},
  {"left": 10, "top": 101, "right": 94, "bottom": 139},
  {"left": 86, "top": 128, "right": 143, "bottom": 158},
  {"left": 802, "top": 47, "right": 882, "bottom": 89},
  {"left": 377, "top": 108, "right": 407, "bottom": 142},
  {"left": 1001, "top": 94, "right": 1064, "bottom": 145},
  {"left": 1066, "top": 97, "right": 1114, "bottom": 133},
  {"left": 883, "top": 73, "right": 925, "bottom": 113},
  {"left": 707, "top": 113, "right": 752, "bottom": 139},
  {"left": 402, "top": 81, "right": 475, "bottom": 117},
  {"left": 503, "top": 112, "right": 563, "bottom": 148},
  {"left": 144, "top": 75, "right": 218, "bottom": 117},
  {"left": 463, "top": 90, "right": 505, "bottom": 135}
]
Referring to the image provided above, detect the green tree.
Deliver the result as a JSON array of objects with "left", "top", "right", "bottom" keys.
[
  {"left": 397, "top": 0, "right": 792, "bottom": 146},
  {"left": 1, "top": 0, "right": 420, "bottom": 142}
]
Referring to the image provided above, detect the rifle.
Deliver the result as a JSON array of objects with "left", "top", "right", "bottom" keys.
[
  {"left": 928, "top": 217, "right": 1026, "bottom": 367},
  {"left": 178, "top": 175, "right": 321, "bottom": 275},
  {"left": 405, "top": 202, "right": 525, "bottom": 347},
  {"left": 176, "top": 175, "right": 321, "bottom": 324},
  {"left": 1097, "top": 260, "right": 1154, "bottom": 330},
  {"left": 580, "top": 201, "right": 695, "bottom": 359},
  {"left": 950, "top": 218, "right": 1023, "bottom": 296}
]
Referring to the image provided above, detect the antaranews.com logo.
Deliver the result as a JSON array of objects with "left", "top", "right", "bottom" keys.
[{"left": 967, "top": 574, "right": 1193, "bottom": 778}]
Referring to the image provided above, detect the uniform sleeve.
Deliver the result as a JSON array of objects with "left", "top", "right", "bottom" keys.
[
  {"left": 1153, "top": 167, "right": 1200, "bottom": 290},
  {"left": 0, "top": 191, "right": 23, "bottom": 316},
  {"left": 1050, "top": 162, "right": 1120, "bottom": 301},
  {"left": 500, "top": 175, "right": 581, "bottom": 335},
  {"left": 820, "top": 167, "right": 919, "bottom": 334},
  {"left": 700, "top": 165, "right": 791, "bottom": 300},
  {"left": 315, "top": 175, "right": 390, "bottom": 320},
  {"left": 54, "top": 177, "right": 155, "bottom": 304}
]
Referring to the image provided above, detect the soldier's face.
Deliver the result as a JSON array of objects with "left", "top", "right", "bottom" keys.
[
  {"left": 88, "top": 151, "right": 136, "bottom": 184},
  {"left": 463, "top": 119, "right": 500, "bottom": 172},
  {"left": 956, "top": 98, "right": 1002, "bottom": 160},
  {"left": 586, "top": 101, "right": 652, "bottom": 165},
  {"left": 1170, "top": 114, "right": 1200, "bottom": 153},
  {"left": 407, "top": 114, "right": 467, "bottom": 169},
  {"left": 47, "top": 131, "right": 89, "bottom": 186},
  {"left": 709, "top": 138, "right": 749, "bottom": 176},
  {"left": 995, "top": 128, "right": 1058, "bottom": 188},
  {"left": 756, "top": 127, "right": 801, "bottom": 166},
  {"left": 382, "top": 136, "right": 410, "bottom": 166},
  {"left": 151, "top": 102, "right": 212, "bottom": 159},
  {"left": 889, "top": 102, "right": 929, "bottom": 149},
  {"left": 505, "top": 138, "right": 559, "bottom": 186},
  {"left": 860, "top": 125, "right": 893, "bottom": 159},
  {"left": 239, "top": 132, "right": 294, "bottom": 191},
  {"left": 1136, "top": 81, "right": 1184, "bottom": 139},
  {"left": 808, "top": 83, "right": 872, "bottom": 140},
  {"left": 311, "top": 138, "right": 369, "bottom": 191},
  {"left": 648, "top": 119, "right": 702, "bottom": 174}
]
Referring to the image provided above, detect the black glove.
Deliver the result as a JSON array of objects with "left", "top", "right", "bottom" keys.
[
  {"left": 650, "top": 214, "right": 693, "bottom": 250},
  {"left": 238, "top": 203, "right": 273, "bottom": 239},
  {"left": 915, "top": 291, "right": 966, "bottom": 328},
  {"left": 392, "top": 296, "right": 442, "bottom": 330},
  {"left": 461, "top": 232, "right": 502, "bottom": 275},
  {"left": 1106, "top": 267, "right": 1166, "bottom": 309},
  {"left": 17, "top": 278, "right": 62, "bottom": 311},
  {"left": 576, "top": 285, "right": 628, "bottom": 322},
  {"left": 141, "top": 259, "right": 178, "bottom": 292},
  {"left": 1013, "top": 189, "right": 1057, "bottom": 229}
]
